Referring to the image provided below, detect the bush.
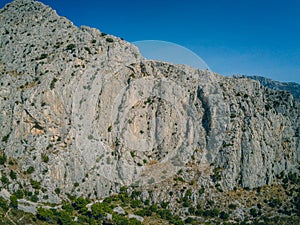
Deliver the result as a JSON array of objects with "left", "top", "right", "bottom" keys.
[
  {"left": 219, "top": 211, "right": 229, "bottom": 220},
  {"left": 185, "top": 217, "right": 194, "bottom": 223},
  {"left": 30, "top": 179, "right": 41, "bottom": 189},
  {"left": 1, "top": 175, "right": 9, "bottom": 184},
  {"left": 0, "top": 196, "right": 8, "bottom": 211},
  {"left": 91, "top": 202, "right": 112, "bottom": 219},
  {"left": 106, "top": 38, "right": 114, "bottom": 43},
  {"left": 55, "top": 188, "right": 60, "bottom": 195},
  {"left": 84, "top": 47, "right": 91, "bottom": 54},
  {"left": 0, "top": 152, "right": 7, "bottom": 164},
  {"left": 42, "top": 154, "right": 49, "bottom": 163},
  {"left": 37, "top": 207, "right": 55, "bottom": 223},
  {"left": 30, "top": 195, "right": 39, "bottom": 202},
  {"left": 203, "top": 209, "right": 219, "bottom": 218},
  {"left": 9, "top": 170, "right": 17, "bottom": 180},
  {"left": 62, "top": 203, "right": 74, "bottom": 213},
  {"left": 228, "top": 203, "right": 237, "bottom": 210},
  {"left": 15, "top": 189, "right": 24, "bottom": 199},
  {"left": 10, "top": 195, "right": 18, "bottom": 209},
  {"left": 250, "top": 208, "right": 258, "bottom": 217},
  {"left": 57, "top": 211, "right": 74, "bottom": 225},
  {"left": 39, "top": 53, "right": 48, "bottom": 60},
  {"left": 149, "top": 204, "right": 158, "bottom": 212},
  {"left": 50, "top": 78, "right": 58, "bottom": 90},
  {"left": 66, "top": 43, "right": 76, "bottom": 51},
  {"left": 188, "top": 206, "right": 195, "bottom": 214},
  {"left": 2, "top": 133, "right": 10, "bottom": 143},
  {"left": 26, "top": 166, "right": 35, "bottom": 174},
  {"left": 131, "top": 199, "right": 142, "bottom": 208},
  {"left": 72, "top": 197, "right": 89, "bottom": 213}
]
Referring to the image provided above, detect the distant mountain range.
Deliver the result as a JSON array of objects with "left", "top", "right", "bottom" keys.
[{"left": 234, "top": 75, "right": 300, "bottom": 102}]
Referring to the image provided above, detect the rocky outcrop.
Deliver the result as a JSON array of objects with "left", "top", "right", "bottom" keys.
[{"left": 0, "top": 0, "right": 299, "bottom": 204}]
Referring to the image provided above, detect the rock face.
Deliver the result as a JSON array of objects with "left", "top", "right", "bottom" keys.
[{"left": 0, "top": 0, "right": 299, "bottom": 203}]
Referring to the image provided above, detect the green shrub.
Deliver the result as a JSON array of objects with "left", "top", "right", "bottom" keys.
[
  {"left": 0, "top": 196, "right": 8, "bottom": 211},
  {"left": 30, "top": 179, "right": 41, "bottom": 189},
  {"left": 42, "top": 154, "right": 49, "bottom": 163},
  {"left": 228, "top": 203, "right": 237, "bottom": 210},
  {"left": 72, "top": 197, "right": 89, "bottom": 213},
  {"left": 9, "top": 170, "right": 17, "bottom": 180},
  {"left": 91, "top": 202, "right": 112, "bottom": 219},
  {"left": 185, "top": 217, "right": 194, "bottom": 223},
  {"left": 10, "top": 195, "right": 18, "bottom": 209},
  {"left": 149, "top": 204, "right": 158, "bottom": 212},
  {"left": 84, "top": 47, "right": 91, "bottom": 54},
  {"left": 30, "top": 195, "right": 39, "bottom": 202},
  {"left": 57, "top": 211, "right": 74, "bottom": 225},
  {"left": 62, "top": 203, "right": 74, "bottom": 213},
  {"left": 37, "top": 207, "right": 55, "bottom": 223},
  {"left": 106, "top": 37, "right": 114, "bottom": 43},
  {"left": 188, "top": 206, "right": 195, "bottom": 214},
  {"left": 15, "top": 189, "right": 24, "bottom": 199},
  {"left": 50, "top": 78, "right": 57, "bottom": 90},
  {"left": 161, "top": 201, "right": 169, "bottom": 209},
  {"left": 66, "top": 43, "right": 76, "bottom": 51},
  {"left": 203, "top": 209, "right": 219, "bottom": 218},
  {"left": 0, "top": 152, "right": 7, "bottom": 164},
  {"left": 120, "top": 186, "right": 127, "bottom": 194},
  {"left": 26, "top": 166, "right": 35, "bottom": 174},
  {"left": 131, "top": 199, "right": 142, "bottom": 208},
  {"left": 219, "top": 211, "right": 229, "bottom": 220},
  {"left": 55, "top": 188, "right": 60, "bottom": 195},
  {"left": 39, "top": 53, "right": 48, "bottom": 60},
  {"left": 2, "top": 133, "right": 10, "bottom": 143},
  {"left": 250, "top": 208, "right": 258, "bottom": 217},
  {"left": 1, "top": 175, "right": 9, "bottom": 184},
  {"left": 130, "top": 151, "right": 135, "bottom": 158}
]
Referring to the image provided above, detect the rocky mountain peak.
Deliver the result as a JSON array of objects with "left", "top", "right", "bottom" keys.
[{"left": 0, "top": 1, "right": 299, "bottom": 221}]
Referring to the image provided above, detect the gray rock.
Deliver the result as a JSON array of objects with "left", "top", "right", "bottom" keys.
[
  {"left": 128, "top": 214, "right": 144, "bottom": 222},
  {"left": 0, "top": 0, "right": 299, "bottom": 205},
  {"left": 0, "top": 189, "right": 11, "bottom": 200},
  {"left": 113, "top": 206, "right": 125, "bottom": 215},
  {"left": 17, "top": 199, "right": 37, "bottom": 214},
  {"left": 106, "top": 213, "right": 113, "bottom": 221}
]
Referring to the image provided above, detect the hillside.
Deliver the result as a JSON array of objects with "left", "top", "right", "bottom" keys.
[{"left": 0, "top": 0, "right": 299, "bottom": 224}]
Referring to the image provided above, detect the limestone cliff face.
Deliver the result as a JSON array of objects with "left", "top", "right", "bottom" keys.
[{"left": 0, "top": 0, "right": 299, "bottom": 203}]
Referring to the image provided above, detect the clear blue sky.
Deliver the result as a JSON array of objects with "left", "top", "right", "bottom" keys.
[{"left": 1, "top": 0, "right": 300, "bottom": 83}]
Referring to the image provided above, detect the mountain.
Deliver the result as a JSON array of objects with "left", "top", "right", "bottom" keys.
[
  {"left": 234, "top": 75, "right": 300, "bottom": 102},
  {"left": 0, "top": 0, "right": 299, "bottom": 224}
]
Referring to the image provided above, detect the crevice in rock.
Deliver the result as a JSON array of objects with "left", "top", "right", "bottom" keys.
[{"left": 197, "top": 87, "right": 211, "bottom": 136}]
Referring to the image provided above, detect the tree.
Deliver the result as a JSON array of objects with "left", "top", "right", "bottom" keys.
[
  {"left": 58, "top": 211, "right": 74, "bottom": 225},
  {"left": 0, "top": 196, "right": 9, "bottom": 211},
  {"left": 9, "top": 195, "right": 18, "bottom": 209},
  {"left": 37, "top": 207, "right": 56, "bottom": 223},
  {"left": 91, "top": 202, "right": 112, "bottom": 219},
  {"left": 219, "top": 211, "right": 229, "bottom": 220},
  {"left": 72, "top": 197, "right": 89, "bottom": 213},
  {"left": 250, "top": 208, "right": 258, "bottom": 217}
]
